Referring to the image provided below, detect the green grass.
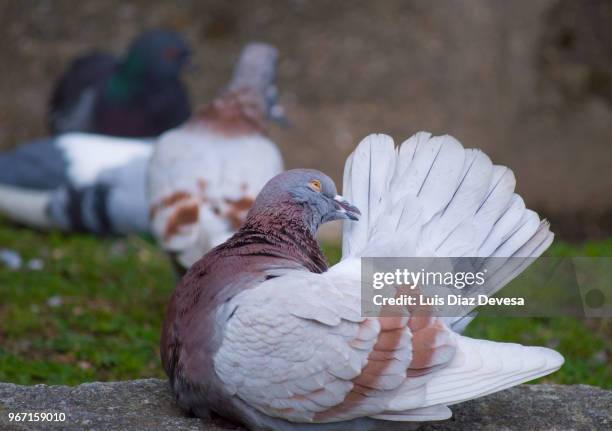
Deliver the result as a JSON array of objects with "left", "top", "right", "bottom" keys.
[
  {"left": 0, "top": 220, "right": 610, "bottom": 388},
  {"left": 0, "top": 223, "right": 174, "bottom": 385}
]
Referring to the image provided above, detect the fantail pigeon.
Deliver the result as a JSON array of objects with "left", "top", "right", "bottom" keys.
[
  {"left": 161, "top": 132, "right": 563, "bottom": 430},
  {"left": 0, "top": 133, "right": 151, "bottom": 234},
  {"left": 49, "top": 29, "right": 191, "bottom": 137},
  {"left": 148, "top": 42, "right": 285, "bottom": 270}
]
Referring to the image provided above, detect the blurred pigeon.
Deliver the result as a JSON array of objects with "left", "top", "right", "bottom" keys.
[
  {"left": 161, "top": 132, "right": 563, "bottom": 430},
  {"left": 0, "top": 133, "right": 152, "bottom": 234},
  {"left": 148, "top": 42, "right": 285, "bottom": 270},
  {"left": 49, "top": 29, "right": 191, "bottom": 137}
]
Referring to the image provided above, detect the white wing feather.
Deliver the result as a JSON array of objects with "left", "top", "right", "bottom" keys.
[
  {"left": 214, "top": 261, "right": 562, "bottom": 423},
  {"left": 58, "top": 133, "right": 153, "bottom": 186},
  {"left": 215, "top": 269, "right": 375, "bottom": 422}
]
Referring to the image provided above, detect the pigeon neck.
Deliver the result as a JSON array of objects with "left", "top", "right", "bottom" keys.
[
  {"left": 235, "top": 202, "right": 328, "bottom": 274},
  {"left": 108, "top": 54, "right": 174, "bottom": 100},
  {"left": 194, "top": 89, "right": 268, "bottom": 136},
  {"left": 107, "top": 62, "right": 145, "bottom": 101}
]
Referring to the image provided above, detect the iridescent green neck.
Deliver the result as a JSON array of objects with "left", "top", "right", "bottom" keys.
[{"left": 106, "top": 53, "right": 146, "bottom": 101}]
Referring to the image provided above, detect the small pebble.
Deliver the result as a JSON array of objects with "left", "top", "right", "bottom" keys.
[
  {"left": 78, "top": 361, "right": 92, "bottom": 370},
  {"left": 0, "top": 248, "right": 22, "bottom": 270},
  {"left": 591, "top": 350, "right": 608, "bottom": 365},
  {"left": 47, "top": 296, "right": 62, "bottom": 308},
  {"left": 27, "top": 258, "right": 44, "bottom": 271}
]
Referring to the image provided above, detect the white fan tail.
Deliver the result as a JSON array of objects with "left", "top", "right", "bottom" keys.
[
  {"left": 340, "top": 132, "right": 553, "bottom": 330},
  {"left": 421, "top": 335, "right": 564, "bottom": 407},
  {"left": 0, "top": 184, "right": 56, "bottom": 229}
]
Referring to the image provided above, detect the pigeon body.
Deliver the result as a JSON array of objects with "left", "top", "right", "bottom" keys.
[
  {"left": 148, "top": 43, "right": 284, "bottom": 270},
  {"left": 49, "top": 29, "right": 191, "bottom": 137},
  {"left": 0, "top": 137, "right": 74, "bottom": 189},
  {"left": 162, "top": 133, "right": 563, "bottom": 430},
  {"left": 0, "top": 133, "right": 152, "bottom": 234}
]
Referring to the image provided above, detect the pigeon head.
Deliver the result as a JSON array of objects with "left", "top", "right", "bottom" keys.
[
  {"left": 121, "top": 29, "right": 191, "bottom": 81},
  {"left": 226, "top": 42, "right": 287, "bottom": 126},
  {"left": 247, "top": 169, "right": 360, "bottom": 235}
]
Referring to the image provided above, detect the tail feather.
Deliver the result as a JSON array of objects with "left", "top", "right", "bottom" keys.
[
  {"left": 367, "top": 334, "right": 563, "bottom": 420},
  {"left": 370, "top": 405, "right": 451, "bottom": 422},
  {"left": 341, "top": 132, "right": 554, "bottom": 327},
  {"left": 481, "top": 220, "right": 554, "bottom": 299},
  {"left": 421, "top": 336, "right": 563, "bottom": 407},
  {"left": 477, "top": 194, "right": 526, "bottom": 257},
  {"left": 342, "top": 132, "right": 551, "bottom": 260},
  {"left": 423, "top": 149, "right": 493, "bottom": 255},
  {"left": 0, "top": 182, "right": 149, "bottom": 235},
  {"left": 394, "top": 133, "right": 465, "bottom": 220},
  {"left": 435, "top": 165, "right": 515, "bottom": 256},
  {"left": 490, "top": 209, "right": 541, "bottom": 258},
  {"left": 342, "top": 134, "right": 396, "bottom": 258},
  {"left": 338, "top": 132, "right": 562, "bottom": 422},
  {"left": 0, "top": 184, "right": 56, "bottom": 229}
]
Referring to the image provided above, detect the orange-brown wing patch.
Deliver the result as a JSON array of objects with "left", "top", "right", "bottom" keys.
[
  {"left": 163, "top": 200, "right": 200, "bottom": 241},
  {"left": 313, "top": 284, "right": 456, "bottom": 422},
  {"left": 407, "top": 316, "right": 456, "bottom": 376},
  {"left": 197, "top": 178, "right": 208, "bottom": 194},
  {"left": 314, "top": 315, "right": 410, "bottom": 421},
  {"left": 149, "top": 191, "right": 193, "bottom": 219}
]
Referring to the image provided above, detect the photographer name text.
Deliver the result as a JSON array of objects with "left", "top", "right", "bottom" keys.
[{"left": 372, "top": 293, "right": 525, "bottom": 306}]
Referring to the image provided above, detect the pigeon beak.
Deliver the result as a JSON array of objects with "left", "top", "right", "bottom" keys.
[
  {"left": 333, "top": 195, "right": 361, "bottom": 221},
  {"left": 270, "top": 103, "right": 290, "bottom": 128},
  {"left": 265, "top": 85, "right": 290, "bottom": 128}
]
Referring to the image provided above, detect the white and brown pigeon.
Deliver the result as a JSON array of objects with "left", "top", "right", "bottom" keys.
[
  {"left": 161, "top": 132, "right": 563, "bottom": 430},
  {"left": 148, "top": 42, "right": 285, "bottom": 270}
]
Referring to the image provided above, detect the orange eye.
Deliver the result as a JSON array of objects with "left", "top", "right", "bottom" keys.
[{"left": 309, "top": 179, "right": 322, "bottom": 192}]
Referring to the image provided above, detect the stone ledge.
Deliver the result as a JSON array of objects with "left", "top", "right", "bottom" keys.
[{"left": 0, "top": 379, "right": 610, "bottom": 430}]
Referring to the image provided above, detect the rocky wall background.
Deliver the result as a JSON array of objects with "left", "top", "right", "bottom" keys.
[{"left": 1, "top": 0, "right": 610, "bottom": 239}]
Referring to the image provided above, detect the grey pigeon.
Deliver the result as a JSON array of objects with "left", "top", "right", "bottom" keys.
[
  {"left": 161, "top": 133, "right": 563, "bottom": 430},
  {"left": 0, "top": 133, "right": 151, "bottom": 234},
  {"left": 49, "top": 29, "right": 191, "bottom": 137}
]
